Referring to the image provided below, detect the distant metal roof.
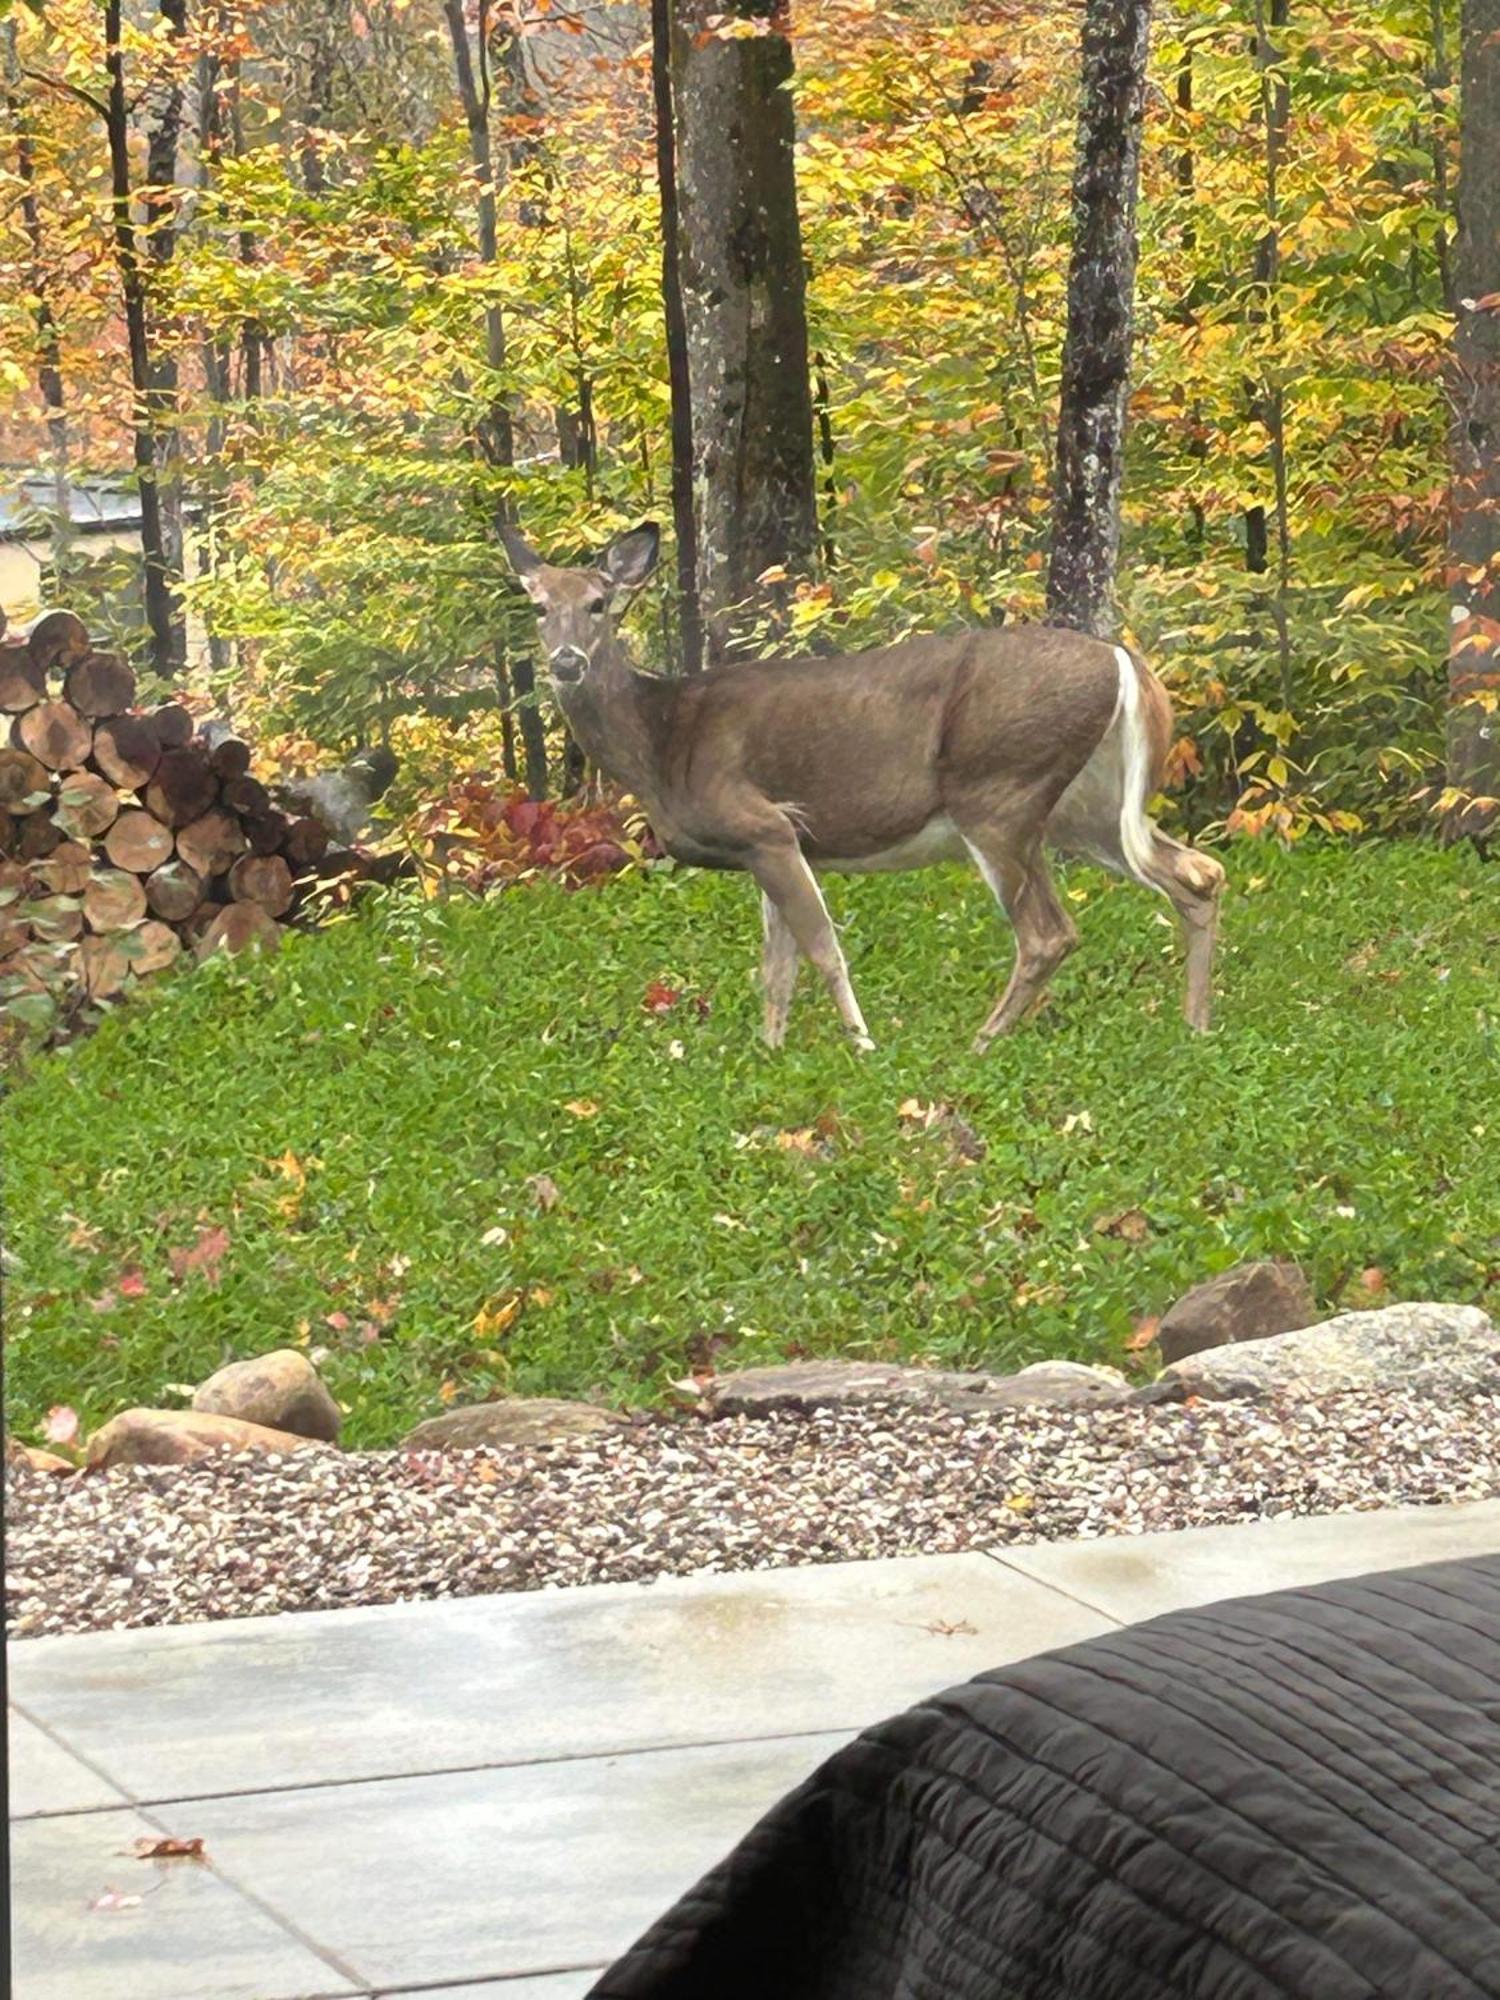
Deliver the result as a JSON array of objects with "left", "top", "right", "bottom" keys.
[{"left": 0, "top": 476, "right": 142, "bottom": 541}]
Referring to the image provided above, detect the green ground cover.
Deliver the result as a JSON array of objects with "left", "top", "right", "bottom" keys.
[{"left": 4, "top": 840, "right": 1496, "bottom": 1447}]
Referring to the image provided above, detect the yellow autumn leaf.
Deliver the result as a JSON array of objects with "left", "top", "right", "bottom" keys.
[
  {"left": 474, "top": 1294, "right": 522, "bottom": 1340},
  {"left": 564, "top": 1099, "right": 600, "bottom": 1119}
]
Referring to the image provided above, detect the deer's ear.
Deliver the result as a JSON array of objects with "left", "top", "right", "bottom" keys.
[
  {"left": 600, "top": 522, "right": 660, "bottom": 590},
  {"left": 499, "top": 521, "right": 544, "bottom": 589}
]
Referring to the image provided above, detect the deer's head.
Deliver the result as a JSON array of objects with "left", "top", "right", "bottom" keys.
[{"left": 500, "top": 521, "right": 660, "bottom": 688}]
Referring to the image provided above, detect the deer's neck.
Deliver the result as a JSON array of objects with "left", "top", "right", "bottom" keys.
[{"left": 553, "top": 654, "right": 666, "bottom": 802}]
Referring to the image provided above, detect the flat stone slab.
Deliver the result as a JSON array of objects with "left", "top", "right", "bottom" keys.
[
  {"left": 383, "top": 1977, "right": 599, "bottom": 1999},
  {"left": 8, "top": 1711, "right": 127, "bottom": 1820},
  {"left": 11, "top": 1806, "right": 358, "bottom": 2000},
  {"left": 174, "top": 1734, "right": 847, "bottom": 1990},
  {"left": 1155, "top": 1301, "right": 1500, "bottom": 1401},
  {"left": 703, "top": 1357, "right": 1129, "bottom": 1417},
  {"left": 998, "top": 1496, "right": 1500, "bottom": 1625},
  {"left": 10, "top": 1553, "right": 1112, "bottom": 1803}
]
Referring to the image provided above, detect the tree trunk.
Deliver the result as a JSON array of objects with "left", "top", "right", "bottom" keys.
[
  {"left": 3, "top": 21, "right": 70, "bottom": 573},
  {"left": 1046, "top": 0, "right": 1155, "bottom": 638},
  {"left": 145, "top": 0, "right": 188, "bottom": 672},
  {"left": 671, "top": 0, "right": 818, "bottom": 658},
  {"left": 1446, "top": 0, "right": 1500, "bottom": 831},
  {"left": 1253, "top": 0, "right": 1293, "bottom": 706},
  {"left": 1244, "top": 0, "right": 1289, "bottom": 587},
  {"left": 104, "top": 0, "right": 180, "bottom": 678},
  {"left": 652, "top": 0, "right": 704, "bottom": 671}
]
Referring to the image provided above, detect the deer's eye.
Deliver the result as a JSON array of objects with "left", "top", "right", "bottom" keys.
[{"left": 588, "top": 599, "right": 607, "bottom": 616}]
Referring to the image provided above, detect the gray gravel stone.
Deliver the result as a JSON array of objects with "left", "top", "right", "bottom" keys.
[{"left": 702, "top": 1358, "right": 1130, "bottom": 1417}]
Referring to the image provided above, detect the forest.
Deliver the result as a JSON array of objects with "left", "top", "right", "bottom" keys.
[{"left": 3, "top": 0, "right": 1496, "bottom": 847}]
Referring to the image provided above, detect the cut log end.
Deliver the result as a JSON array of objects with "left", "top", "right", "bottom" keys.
[
  {"left": 195, "top": 901, "right": 281, "bottom": 961},
  {"left": 0, "top": 640, "right": 47, "bottom": 714},
  {"left": 15, "top": 700, "right": 93, "bottom": 773},
  {"left": 144, "top": 747, "right": 218, "bottom": 829},
  {"left": 26, "top": 610, "right": 91, "bottom": 676},
  {"left": 91, "top": 714, "right": 161, "bottom": 791},
  {"left": 54, "top": 771, "right": 120, "bottom": 841},
  {"left": 104, "top": 809, "right": 175, "bottom": 875},
  {"left": 83, "top": 868, "right": 150, "bottom": 934},
  {"left": 63, "top": 652, "right": 137, "bottom": 720},
  {"left": 228, "top": 852, "right": 295, "bottom": 917}
]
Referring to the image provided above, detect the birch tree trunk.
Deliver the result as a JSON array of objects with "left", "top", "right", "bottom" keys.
[
  {"left": 1046, "top": 0, "right": 1154, "bottom": 639},
  {"left": 1446, "top": 0, "right": 1500, "bottom": 831},
  {"left": 671, "top": 0, "right": 817, "bottom": 659}
]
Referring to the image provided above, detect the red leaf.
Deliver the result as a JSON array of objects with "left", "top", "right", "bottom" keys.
[
  {"left": 643, "top": 979, "right": 682, "bottom": 1015},
  {"left": 118, "top": 1268, "right": 148, "bottom": 1299},
  {"left": 168, "top": 1225, "right": 230, "bottom": 1289}
]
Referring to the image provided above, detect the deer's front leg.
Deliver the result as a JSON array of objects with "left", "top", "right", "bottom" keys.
[
  {"left": 759, "top": 891, "right": 800, "bottom": 1048},
  {"left": 750, "top": 840, "right": 874, "bottom": 1053}
]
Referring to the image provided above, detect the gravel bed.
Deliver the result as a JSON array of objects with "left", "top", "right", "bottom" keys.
[{"left": 9, "top": 1387, "right": 1500, "bottom": 1639}]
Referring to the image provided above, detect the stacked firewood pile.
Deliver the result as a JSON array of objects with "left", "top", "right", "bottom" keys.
[{"left": 0, "top": 608, "right": 378, "bottom": 1020}]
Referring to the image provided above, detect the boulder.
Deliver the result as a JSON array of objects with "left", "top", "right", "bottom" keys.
[
  {"left": 1152, "top": 1302, "right": 1500, "bottom": 1403},
  {"left": 5, "top": 1438, "right": 74, "bottom": 1476},
  {"left": 701, "top": 1358, "right": 1130, "bottom": 1419},
  {"left": 193, "top": 1348, "right": 342, "bottom": 1442},
  {"left": 1156, "top": 1261, "right": 1316, "bottom": 1366},
  {"left": 86, "top": 1408, "right": 333, "bottom": 1470},
  {"left": 403, "top": 1398, "right": 625, "bottom": 1452}
]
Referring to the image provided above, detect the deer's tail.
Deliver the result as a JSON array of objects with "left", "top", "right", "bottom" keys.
[{"left": 1111, "top": 645, "right": 1166, "bottom": 893}]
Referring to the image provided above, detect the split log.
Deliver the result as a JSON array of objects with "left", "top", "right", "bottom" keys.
[
  {"left": 195, "top": 901, "right": 281, "bottom": 959},
  {"left": 26, "top": 895, "right": 84, "bottom": 943},
  {"left": 26, "top": 609, "right": 90, "bottom": 675},
  {"left": 79, "top": 933, "right": 131, "bottom": 998},
  {"left": 0, "top": 748, "right": 50, "bottom": 812},
  {"left": 0, "top": 809, "right": 15, "bottom": 856},
  {"left": 125, "top": 920, "right": 182, "bottom": 977},
  {"left": 91, "top": 714, "right": 161, "bottom": 790},
  {"left": 63, "top": 652, "right": 136, "bottom": 719},
  {"left": 0, "top": 911, "right": 28, "bottom": 957},
  {"left": 207, "top": 735, "right": 252, "bottom": 782},
  {"left": 242, "top": 808, "right": 290, "bottom": 856},
  {"left": 17, "top": 812, "right": 61, "bottom": 861},
  {"left": 228, "top": 852, "right": 294, "bottom": 917},
  {"left": 150, "top": 704, "right": 195, "bottom": 750},
  {"left": 83, "top": 869, "right": 149, "bottom": 933},
  {"left": 222, "top": 774, "right": 270, "bottom": 818},
  {"left": 54, "top": 771, "right": 120, "bottom": 840},
  {"left": 16, "top": 700, "right": 92, "bottom": 771},
  {"left": 35, "top": 842, "right": 93, "bottom": 895},
  {"left": 104, "top": 809, "right": 174, "bottom": 874},
  {"left": 144, "top": 858, "right": 204, "bottom": 923},
  {"left": 282, "top": 815, "right": 329, "bottom": 868},
  {"left": 144, "top": 747, "right": 217, "bottom": 828},
  {"left": 0, "top": 640, "right": 46, "bottom": 713},
  {"left": 177, "top": 807, "right": 246, "bottom": 879}
]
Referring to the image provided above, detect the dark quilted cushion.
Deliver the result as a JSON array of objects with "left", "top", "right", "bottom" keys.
[{"left": 590, "top": 1554, "right": 1500, "bottom": 1999}]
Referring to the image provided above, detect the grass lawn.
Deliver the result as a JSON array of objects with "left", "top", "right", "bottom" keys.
[{"left": 3, "top": 839, "right": 1497, "bottom": 1448}]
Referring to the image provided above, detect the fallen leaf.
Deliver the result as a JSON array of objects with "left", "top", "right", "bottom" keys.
[
  {"left": 529, "top": 1285, "right": 555, "bottom": 1308},
  {"left": 1125, "top": 1315, "right": 1161, "bottom": 1353},
  {"left": 775, "top": 1126, "right": 827, "bottom": 1158},
  {"left": 642, "top": 979, "right": 681, "bottom": 1014},
  {"left": 438, "top": 1378, "right": 459, "bottom": 1404},
  {"left": 473, "top": 1294, "right": 521, "bottom": 1340},
  {"left": 64, "top": 1213, "right": 102, "bottom": 1253},
  {"left": 528, "top": 1173, "right": 561, "bottom": 1211},
  {"left": 168, "top": 1225, "right": 230, "bottom": 1289},
  {"left": 88, "top": 1290, "right": 118, "bottom": 1315},
  {"left": 117, "top": 1268, "right": 148, "bottom": 1299},
  {"left": 43, "top": 1405, "right": 80, "bottom": 1448},
  {"left": 1094, "top": 1208, "right": 1152, "bottom": 1245},
  {"left": 90, "top": 1888, "right": 143, "bottom": 1913},
  {"left": 480, "top": 1225, "right": 509, "bottom": 1247},
  {"left": 324, "top": 1310, "right": 351, "bottom": 1333},
  {"left": 564, "top": 1099, "right": 599, "bottom": 1119},
  {"left": 1004, "top": 1493, "right": 1035, "bottom": 1513},
  {"left": 1060, "top": 1110, "right": 1094, "bottom": 1136},
  {"left": 128, "top": 1836, "right": 205, "bottom": 1862},
  {"left": 924, "top": 1617, "right": 978, "bottom": 1637}
]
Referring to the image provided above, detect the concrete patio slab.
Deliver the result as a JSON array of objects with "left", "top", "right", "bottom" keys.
[
  {"left": 379, "top": 1980, "right": 601, "bottom": 1999},
  {"left": 994, "top": 1496, "right": 1500, "bottom": 1623},
  {"left": 10, "top": 1804, "right": 360, "bottom": 2000},
  {"left": 171, "top": 1733, "right": 848, "bottom": 1992},
  {"left": 8, "top": 1552, "right": 1113, "bottom": 1804},
  {"left": 8, "top": 1709, "right": 127, "bottom": 1819},
  {"left": 14, "top": 1500, "right": 1500, "bottom": 2000}
]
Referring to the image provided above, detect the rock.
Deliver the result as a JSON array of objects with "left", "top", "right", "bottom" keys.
[
  {"left": 193, "top": 1349, "right": 342, "bottom": 1442},
  {"left": 701, "top": 1358, "right": 1130, "bottom": 1419},
  {"left": 86, "top": 1408, "right": 333, "bottom": 1470},
  {"left": 1156, "top": 1261, "right": 1316, "bottom": 1366},
  {"left": 5, "top": 1438, "right": 74, "bottom": 1476},
  {"left": 402, "top": 1398, "right": 625, "bottom": 1452},
  {"left": 1156, "top": 1302, "right": 1500, "bottom": 1402}
]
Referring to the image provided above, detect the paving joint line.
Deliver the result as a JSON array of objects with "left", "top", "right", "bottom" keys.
[{"left": 977, "top": 1546, "right": 1129, "bottom": 1628}]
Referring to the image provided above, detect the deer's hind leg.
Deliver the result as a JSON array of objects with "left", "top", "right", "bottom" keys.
[
  {"left": 1141, "top": 833, "right": 1225, "bottom": 1032},
  {"left": 959, "top": 824, "right": 1080, "bottom": 1050}
]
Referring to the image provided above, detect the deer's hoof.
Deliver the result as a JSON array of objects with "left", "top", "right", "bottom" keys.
[{"left": 852, "top": 1033, "right": 877, "bottom": 1055}]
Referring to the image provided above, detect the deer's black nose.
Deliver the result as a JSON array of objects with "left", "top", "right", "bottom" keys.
[{"left": 549, "top": 647, "right": 587, "bottom": 683}]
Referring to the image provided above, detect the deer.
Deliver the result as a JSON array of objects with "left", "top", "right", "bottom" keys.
[{"left": 500, "top": 520, "right": 1225, "bottom": 1053}]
